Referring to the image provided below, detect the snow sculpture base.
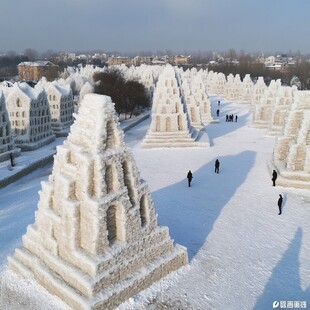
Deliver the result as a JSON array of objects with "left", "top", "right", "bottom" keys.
[
  {"left": 267, "top": 161, "right": 310, "bottom": 190},
  {"left": 3, "top": 94, "right": 188, "bottom": 310},
  {"left": 14, "top": 134, "right": 56, "bottom": 151}
]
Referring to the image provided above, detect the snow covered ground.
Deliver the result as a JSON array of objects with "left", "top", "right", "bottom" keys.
[{"left": 1, "top": 97, "right": 309, "bottom": 310}]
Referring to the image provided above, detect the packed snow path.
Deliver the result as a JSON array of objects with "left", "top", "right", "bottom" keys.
[{"left": 0, "top": 97, "right": 309, "bottom": 310}]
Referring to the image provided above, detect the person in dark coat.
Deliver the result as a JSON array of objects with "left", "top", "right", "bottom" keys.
[
  {"left": 187, "top": 170, "right": 193, "bottom": 187},
  {"left": 216, "top": 109, "right": 220, "bottom": 117},
  {"left": 235, "top": 115, "right": 238, "bottom": 122},
  {"left": 215, "top": 159, "right": 220, "bottom": 174},
  {"left": 226, "top": 114, "right": 228, "bottom": 122},
  {"left": 272, "top": 170, "right": 278, "bottom": 186},
  {"left": 218, "top": 100, "right": 220, "bottom": 106},
  {"left": 278, "top": 194, "right": 283, "bottom": 215},
  {"left": 9, "top": 152, "right": 15, "bottom": 167}
]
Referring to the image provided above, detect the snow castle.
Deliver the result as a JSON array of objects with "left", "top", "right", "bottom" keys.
[
  {"left": 0, "top": 91, "right": 20, "bottom": 162},
  {"left": 4, "top": 93, "right": 188, "bottom": 309}
]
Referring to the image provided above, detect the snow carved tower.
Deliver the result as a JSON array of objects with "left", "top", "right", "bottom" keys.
[{"left": 6, "top": 94, "right": 188, "bottom": 309}]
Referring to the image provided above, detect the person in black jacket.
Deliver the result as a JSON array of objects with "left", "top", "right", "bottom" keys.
[
  {"left": 272, "top": 170, "right": 278, "bottom": 186},
  {"left": 187, "top": 170, "right": 193, "bottom": 187},
  {"left": 278, "top": 194, "right": 283, "bottom": 215},
  {"left": 215, "top": 159, "right": 220, "bottom": 174}
]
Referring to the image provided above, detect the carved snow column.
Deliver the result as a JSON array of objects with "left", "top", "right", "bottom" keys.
[
  {"left": 271, "top": 91, "right": 310, "bottom": 188},
  {"left": 205, "top": 70, "right": 215, "bottom": 94},
  {"left": 6, "top": 83, "right": 55, "bottom": 151},
  {"left": 211, "top": 72, "right": 226, "bottom": 96},
  {"left": 223, "top": 74, "right": 235, "bottom": 100},
  {"left": 78, "top": 81, "right": 95, "bottom": 108},
  {"left": 267, "top": 86, "right": 296, "bottom": 135},
  {"left": 6, "top": 93, "right": 188, "bottom": 310},
  {"left": 0, "top": 91, "right": 20, "bottom": 162},
  {"left": 191, "top": 73, "right": 216, "bottom": 124},
  {"left": 251, "top": 76, "right": 267, "bottom": 105},
  {"left": 46, "top": 83, "right": 74, "bottom": 137},
  {"left": 252, "top": 81, "right": 279, "bottom": 128},
  {"left": 239, "top": 74, "right": 254, "bottom": 103}
]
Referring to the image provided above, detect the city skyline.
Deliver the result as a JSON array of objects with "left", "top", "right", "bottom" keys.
[{"left": 1, "top": 0, "right": 310, "bottom": 55}]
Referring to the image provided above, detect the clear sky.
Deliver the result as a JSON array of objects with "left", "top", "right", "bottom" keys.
[{"left": 1, "top": 0, "right": 310, "bottom": 55}]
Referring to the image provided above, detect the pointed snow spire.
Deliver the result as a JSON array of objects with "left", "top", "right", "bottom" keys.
[{"left": 6, "top": 93, "right": 188, "bottom": 310}]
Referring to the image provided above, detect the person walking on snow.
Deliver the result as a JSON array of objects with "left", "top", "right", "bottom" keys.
[
  {"left": 215, "top": 159, "right": 220, "bottom": 174},
  {"left": 216, "top": 109, "right": 220, "bottom": 117},
  {"left": 272, "top": 170, "right": 278, "bottom": 186},
  {"left": 278, "top": 194, "right": 283, "bottom": 215},
  {"left": 187, "top": 170, "right": 193, "bottom": 187}
]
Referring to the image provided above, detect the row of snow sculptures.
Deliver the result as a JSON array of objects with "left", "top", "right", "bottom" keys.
[
  {"left": 142, "top": 65, "right": 208, "bottom": 148},
  {"left": 4, "top": 93, "right": 188, "bottom": 310},
  {"left": 0, "top": 91, "right": 20, "bottom": 162},
  {"left": 271, "top": 90, "right": 310, "bottom": 189},
  {"left": 6, "top": 82, "right": 55, "bottom": 151},
  {"left": 46, "top": 82, "right": 74, "bottom": 136}
]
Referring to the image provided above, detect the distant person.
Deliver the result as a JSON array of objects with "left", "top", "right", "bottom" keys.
[
  {"left": 9, "top": 152, "right": 15, "bottom": 167},
  {"left": 187, "top": 170, "right": 193, "bottom": 187},
  {"left": 226, "top": 114, "right": 228, "bottom": 122},
  {"left": 215, "top": 159, "right": 220, "bottom": 174},
  {"left": 218, "top": 100, "right": 221, "bottom": 106},
  {"left": 272, "top": 170, "right": 278, "bottom": 186},
  {"left": 235, "top": 115, "right": 238, "bottom": 122},
  {"left": 216, "top": 109, "right": 220, "bottom": 117},
  {"left": 278, "top": 194, "right": 283, "bottom": 215}
]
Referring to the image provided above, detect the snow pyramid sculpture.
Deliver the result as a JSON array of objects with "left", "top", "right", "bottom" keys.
[
  {"left": 6, "top": 82, "right": 55, "bottom": 151},
  {"left": 141, "top": 65, "right": 208, "bottom": 148},
  {"left": 0, "top": 91, "right": 20, "bottom": 162},
  {"left": 271, "top": 91, "right": 310, "bottom": 189},
  {"left": 5, "top": 93, "right": 188, "bottom": 309}
]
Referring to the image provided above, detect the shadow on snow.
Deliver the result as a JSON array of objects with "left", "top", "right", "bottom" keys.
[
  {"left": 254, "top": 228, "right": 310, "bottom": 309},
  {"left": 151, "top": 150, "right": 256, "bottom": 261}
]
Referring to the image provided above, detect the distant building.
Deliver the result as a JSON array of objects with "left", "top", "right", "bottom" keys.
[
  {"left": 107, "top": 56, "right": 132, "bottom": 66},
  {"left": 18, "top": 61, "right": 59, "bottom": 81},
  {"left": 174, "top": 55, "right": 191, "bottom": 65},
  {"left": 133, "top": 56, "right": 154, "bottom": 66}
]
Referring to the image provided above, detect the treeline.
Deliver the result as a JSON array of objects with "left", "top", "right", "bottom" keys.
[
  {"left": 209, "top": 61, "right": 310, "bottom": 90},
  {"left": 93, "top": 68, "right": 150, "bottom": 118},
  {"left": 0, "top": 54, "right": 29, "bottom": 79}
]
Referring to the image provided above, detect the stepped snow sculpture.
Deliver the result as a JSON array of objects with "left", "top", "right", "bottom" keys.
[
  {"left": 3, "top": 93, "right": 188, "bottom": 309},
  {"left": 270, "top": 91, "right": 310, "bottom": 189},
  {"left": 142, "top": 65, "right": 208, "bottom": 148},
  {"left": 0, "top": 91, "right": 20, "bottom": 162}
]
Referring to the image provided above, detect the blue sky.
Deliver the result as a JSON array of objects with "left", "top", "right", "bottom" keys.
[{"left": 1, "top": 0, "right": 310, "bottom": 54}]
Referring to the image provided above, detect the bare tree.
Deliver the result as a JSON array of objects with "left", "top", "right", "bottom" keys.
[{"left": 23, "top": 48, "right": 38, "bottom": 61}]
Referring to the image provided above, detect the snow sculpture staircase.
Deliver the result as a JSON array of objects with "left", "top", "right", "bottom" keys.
[{"left": 5, "top": 94, "right": 188, "bottom": 309}]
